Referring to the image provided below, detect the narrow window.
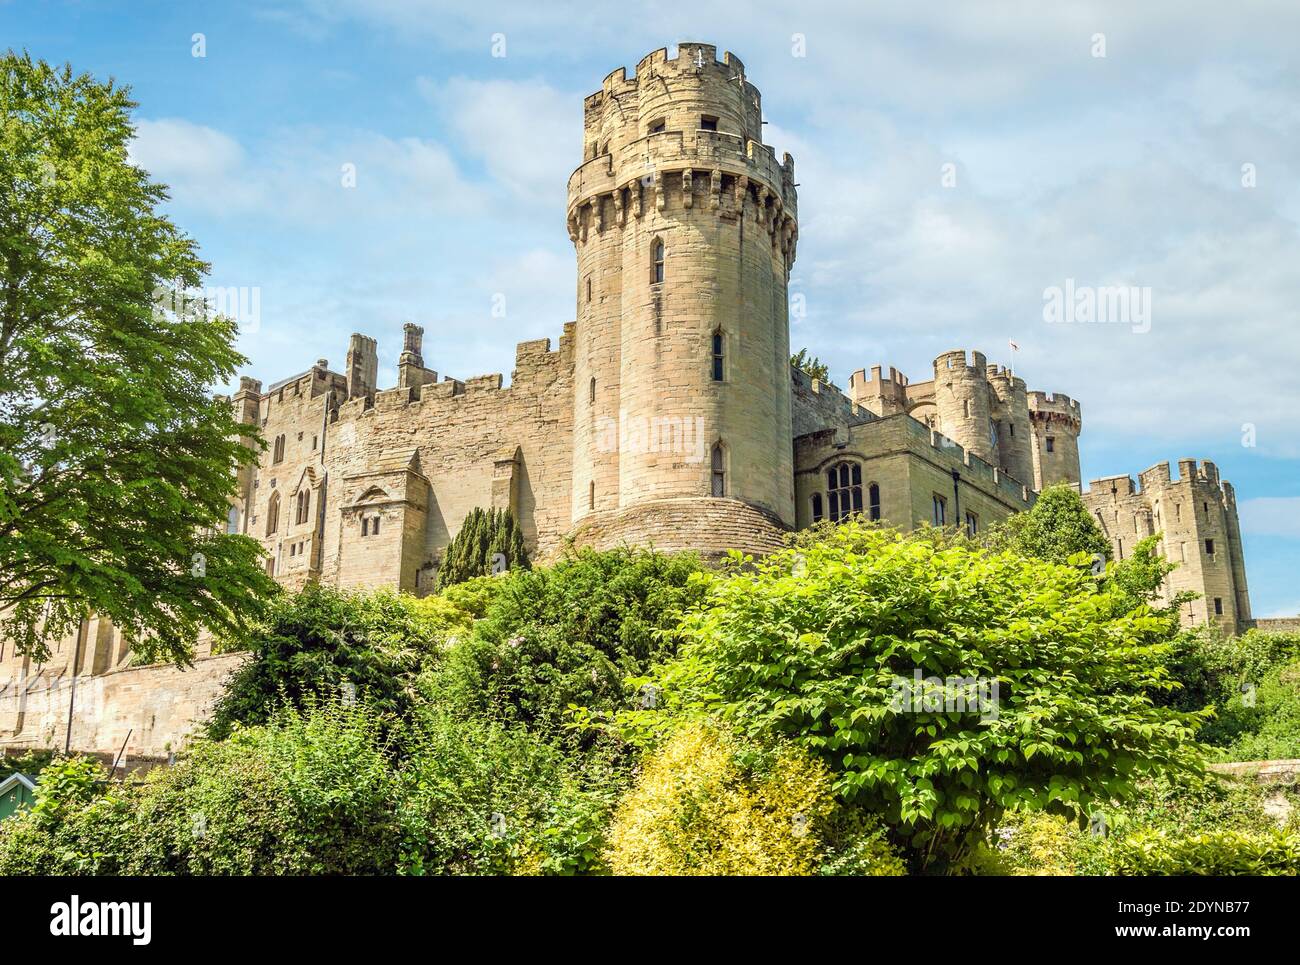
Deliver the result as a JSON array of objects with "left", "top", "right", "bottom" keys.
[
  {"left": 868, "top": 483, "right": 881, "bottom": 521},
  {"left": 963, "top": 399, "right": 971, "bottom": 419},
  {"left": 811, "top": 493, "right": 824, "bottom": 523},
  {"left": 589, "top": 480, "right": 595, "bottom": 510},
  {"left": 966, "top": 511, "right": 978, "bottom": 537},
  {"left": 1205, "top": 538, "right": 1215, "bottom": 556},
  {"left": 1179, "top": 542, "right": 1186, "bottom": 563},
  {"left": 362, "top": 518, "right": 369, "bottom": 537},
  {"left": 589, "top": 377, "right": 597, "bottom": 404},
  {"left": 1175, "top": 503, "right": 1181, "bottom": 520},
  {"left": 273, "top": 434, "right": 286, "bottom": 464},
  {"left": 585, "top": 275, "right": 592, "bottom": 304},
  {"left": 295, "top": 490, "right": 309, "bottom": 525},
  {"left": 1009, "top": 423, "right": 1015, "bottom": 437},
  {"left": 265, "top": 558, "right": 276, "bottom": 577},
  {"left": 266, "top": 492, "right": 280, "bottom": 536},
  {"left": 1045, "top": 436, "right": 1056, "bottom": 453},
  {"left": 312, "top": 435, "right": 318, "bottom": 451},
  {"left": 226, "top": 504, "right": 239, "bottom": 535},
  {"left": 700, "top": 115, "right": 718, "bottom": 131},
  {"left": 1214, "top": 597, "right": 1224, "bottom": 616},
  {"left": 289, "top": 542, "right": 296, "bottom": 557},
  {"left": 711, "top": 443, "right": 726, "bottom": 497},
  {"left": 652, "top": 239, "right": 665, "bottom": 284},
  {"left": 711, "top": 330, "right": 725, "bottom": 381},
  {"left": 373, "top": 516, "right": 380, "bottom": 535},
  {"left": 932, "top": 494, "right": 947, "bottom": 527}
]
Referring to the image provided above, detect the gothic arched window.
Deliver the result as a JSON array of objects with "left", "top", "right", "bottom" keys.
[
  {"left": 711, "top": 329, "right": 725, "bottom": 381},
  {"left": 825, "top": 461, "right": 862, "bottom": 522},
  {"left": 651, "top": 239, "right": 665, "bottom": 284},
  {"left": 868, "top": 483, "right": 881, "bottom": 521},
  {"left": 272, "top": 434, "right": 286, "bottom": 464},
  {"left": 711, "top": 443, "right": 726, "bottom": 497},
  {"left": 296, "top": 489, "right": 310, "bottom": 526}
]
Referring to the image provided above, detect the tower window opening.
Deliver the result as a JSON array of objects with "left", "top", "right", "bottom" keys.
[
  {"left": 826, "top": 462, "right": 863, "bottom": 523},
  {"left": 811, "top": 493, "right": 824, "bottom": 523},
  {"left": 585, "top": 275, "right": 592, "bottom": 304},
  {"left": 652, "top": 239, "right": 665, "bottom": 284},
  {"left": 295, "top": 490, "right": 310, "bottom": 525},
  {"left": 711, "top": 330, "right": 725, "bottom": 381},
  {"left": 266, "top": 492, "right": 280, "bottom": 536},
  {"left": 1045, "top": 436, "right": 1055, "bottom": 453},
  {"left": 1214, "top": 597, "right": 1224, "bottom": 616},
  {"left": 711, "top": 443, "right": 726, "bottom": 497},
  {"left": 648, "top": 119, "right": 665, "bottom": 135},
  {"left": 589, "top": 480, "right": 595, "bottom": 511},
  {"left": 962, "top": 399, "right": 970, "bottom": 419},
  {"left": 1205, "top": 538, "right": 1215, "bottom": 556},
  {"left": 589, "top": 377, "right": 596, "bottom": 404},
  {"left": 700, "top": 115, "right": 718, "bottom": 132}
]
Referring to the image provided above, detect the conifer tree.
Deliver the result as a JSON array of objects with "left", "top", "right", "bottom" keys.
[{"left": 435, "top": 507, "right": 530, "bottom": 589}]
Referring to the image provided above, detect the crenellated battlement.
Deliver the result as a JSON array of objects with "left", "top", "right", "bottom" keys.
[{"left": 934, "top": 349, "right": 988, "bottom": 374}]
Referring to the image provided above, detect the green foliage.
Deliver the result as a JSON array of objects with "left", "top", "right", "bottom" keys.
[
  {"left": 0, "top": 749, "right": 54, "bottom": 781},
  {"left": 604, "top": 721, "right": 844, "bottom": 876},
  {"left": 432, "top": 546, "right": 706, "bottom": 743},
  {"left": 396, "top": 704, "right": 619, "bottom": 875},
  {"left": 436, "top": 507, "right": 529, "bottom": 590},
  {"left": 1212, "top": 657, "right": 1300, "bottom": 761},
  {"left": 790, "top": 348, "right": 830, "bottom": 383},
  {"left": 1005, "top": 484, "right": 1111, "bottom": 565},
  {"left": 206, "top": 584, "right": 459, "bottom": 740},
  {"left": 652, "top": 523, "right": 1205, "bottom": 871},
  {"left": 1107, "top": 827, "right": 1300, "bottom": 875},
  {"left": 0, "top": 52, "right": 277, "bottom": 664},
  {"left": 29, "top": 755, "right": 104, "bottom": 822}
]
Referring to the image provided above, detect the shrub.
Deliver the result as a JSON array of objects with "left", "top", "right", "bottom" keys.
[
  {"left": 605, "top": 721, "right": 841, "bottom": 876},
  {"left": 656, "top": 523, "right": 1205, "bottom": 872},
  {"left": 1107, "top": 827, "right": 1300, "bottom": 875},
  {"left": 1002, "top": 484, "right": 1111, "bottom": 565},
  {"left": 207, "top": 584, "right": 457, "bottom": 739},
  {"left": 436, "top": 507, "right": 529, "bottom": 589},
  {"left": 432, "top": 546, "right": 705, "bottom": 743},
  {"left": 395, "top": 705, "right": 618, "bottom": 875}
]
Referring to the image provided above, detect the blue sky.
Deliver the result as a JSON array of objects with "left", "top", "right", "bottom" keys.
[{"left": 5, "top": 0, "right": 1300, "bottom": 615}]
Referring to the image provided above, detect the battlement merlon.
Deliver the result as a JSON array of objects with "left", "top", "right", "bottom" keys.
[
  {"left": 934, "top": 349, "right": 988, "bottom": 374},
  {"left": 1027, "top": 390, "right": 1082, "bottom": 428}
]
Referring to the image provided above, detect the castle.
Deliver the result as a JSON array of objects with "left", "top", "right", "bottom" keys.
[{"left": 0, "top": 44, "right": 1253, "bottom": 762}]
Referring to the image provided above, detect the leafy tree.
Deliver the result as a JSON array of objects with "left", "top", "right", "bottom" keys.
[
  {"left": 0, "top": 52, "right": 276, "bottom": 663},
  {"left": 649, "top": 523, "right": 1205, "bottom": 871},
  {"left": 432, "top": 547, "right": 705, "bottom": 744},
  {"left": 790, "top": 348, "right": 830, "bottom": 383},
  {"left": 1003, "top": 484, "right": 1111, "bottom": 565},
  {"left": 436, "top": 507, "right": 529, "bottom": 589},
  {"left": 206, "top": 584, "right": 456, "bottom": 740}
]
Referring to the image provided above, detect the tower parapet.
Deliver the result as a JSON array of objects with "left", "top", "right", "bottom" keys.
[
  {"left": 933, "top": 350, "right": 993, "bottom": 464},
  {"left": 848, "top": 365, "right": 910, "bottom": 417},
  {"left": 567, "top": 44, "right": 798, "bottom": 555}
]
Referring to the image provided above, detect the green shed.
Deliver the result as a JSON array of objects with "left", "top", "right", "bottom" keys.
[{"left": 0, "top": 773, "right": 37, "bottom": 820}]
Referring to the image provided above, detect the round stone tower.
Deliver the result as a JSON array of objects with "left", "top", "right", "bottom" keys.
[
  {"left": 567, "top": 43, "right": 799, "bottom": 555},
  {"left": 932, "top": 350, "right": 993, "bottom": 462},
  {"left": 1027, "top": 391, "right": 1083, "bottom": 490},
  {"left": 987, "top": 364, "right": 1034, "bottom": 485}
]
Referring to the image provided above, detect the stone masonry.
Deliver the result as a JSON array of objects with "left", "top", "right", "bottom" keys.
[{"left": 0, "top": 43, "right": 1256, "bottom": 761}]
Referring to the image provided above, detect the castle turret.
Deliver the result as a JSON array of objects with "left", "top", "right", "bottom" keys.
[
  {"left": 987, "top": 365, "right": 1034, "bottom": 486},
  {"left": 567, "top": 44, "right": 799, "bottom": 554},
  {"left": 848, "top": 365, "right": 910, "bottom": 418},
  {"left": 933, "top": 350, "right": 993, "bottom": 461},
  {"left": 345, "top": 333, "right": 378, "bottom": 400},
  {"left": 1028, "top": 391, "right": 1082, "bottom": 489}
]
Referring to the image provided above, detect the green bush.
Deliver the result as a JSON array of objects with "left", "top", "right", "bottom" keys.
[
  {"left": 395, "top": 702, "right": 619, "bottom": 875},
  {"left": 207, "top": 584, "right": 458, "bottom": 739},
  {"left": 649, "top": 523, "right": 1205, "bottom": 872},
  {"left": 431, "top": 546, "right": 706, "bottom": 744},
  {"left": 1107, "top": 827, "right": 1300, "bottom": 875}
]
